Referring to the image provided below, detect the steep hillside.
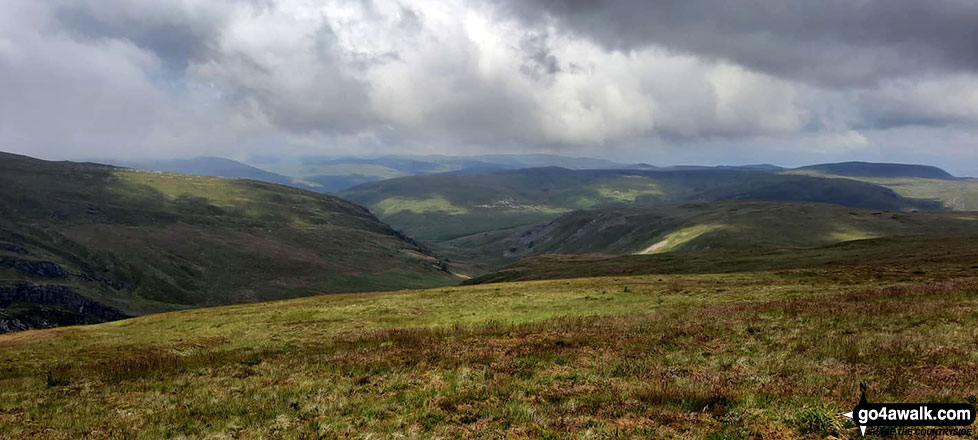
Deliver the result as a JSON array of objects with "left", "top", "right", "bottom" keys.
[
  {"left": 0, "top": 152, "right": 455, "bottom": 332},
  {"left": 793, "top": 161, "right": 955, "bottom": 179},
  {"left": 441, "top": 201, "right": 978, "bottom": 271}
]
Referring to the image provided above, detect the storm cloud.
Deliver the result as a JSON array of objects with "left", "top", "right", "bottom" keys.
[{"left": 1, "top": 0, "right": 976, "bottom": 173}]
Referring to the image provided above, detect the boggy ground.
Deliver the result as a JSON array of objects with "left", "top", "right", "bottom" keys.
[{"left": 1, "top": 261, "right": 977, "bottom": 439}]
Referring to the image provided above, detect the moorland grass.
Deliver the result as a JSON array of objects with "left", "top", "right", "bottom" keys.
[{"left": 2, "top": 262, "right": 977, "bottom": 438}]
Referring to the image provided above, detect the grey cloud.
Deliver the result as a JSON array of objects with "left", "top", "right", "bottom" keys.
[
  {"left": 1, "top": 0, "right": 976, "bottom": 169},
  {"left": 519, "top": 32, "right": 562, "bottom": 80},
  {"left": 50, "top": 1, "right": 235, "bottom": 72},
  {"left": 495, "top": 0, "right": 978, "bottom": 87},
  {"left": 853, "top": 75, "right": 978, "bottom": 129}
]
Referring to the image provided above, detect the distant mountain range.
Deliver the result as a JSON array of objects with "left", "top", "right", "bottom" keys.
[
  {"left": 106, "top": 154, "right": 961, "bottom": 195},
  {"left": 244, "top": 154, "right": 642, "bottom": 192}
]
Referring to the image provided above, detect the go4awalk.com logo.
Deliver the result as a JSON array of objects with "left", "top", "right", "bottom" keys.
[{"left": 842, "top": 384, "right": 976, "bottom": 436}]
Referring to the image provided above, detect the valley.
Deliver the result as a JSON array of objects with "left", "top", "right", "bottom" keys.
[{"left": 3, "top": 152, "right": 978, "bottom": 438}]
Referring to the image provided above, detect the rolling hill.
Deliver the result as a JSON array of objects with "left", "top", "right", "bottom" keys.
[
  {"left": 688, "top": 174, "right": 943, "bottom": 210},
  {"left": 439, "top": 200, "right": 978, "bottom": 272},
  {"left": 793, "top": 161, "right": 956, "bottom": 179},
  {"left": 0, "top": 152, "right": 456, "bottom": 332},
  {"left": 785, "top": 164, "right": 978, "bottom": 211},
  {"left": 463, "top": 234, "right": 978, "bottom": 284},
  {"left": 339, "top": 167, "right": 676, "bottom": 242},
  {"left": 340, "top": 167, "right": 943, "bottom": 246},
  {"left": 248, "top": 154, "right": 637, "bottom": 193}
]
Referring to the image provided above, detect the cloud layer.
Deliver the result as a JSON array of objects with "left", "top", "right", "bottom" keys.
[{"left": 1, "top": 0, "right": 977, "bottom": 172}]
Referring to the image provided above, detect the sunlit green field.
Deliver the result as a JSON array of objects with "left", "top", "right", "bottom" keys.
[{"left": 3, "top": 257, "right": 977, "bottom": 439}]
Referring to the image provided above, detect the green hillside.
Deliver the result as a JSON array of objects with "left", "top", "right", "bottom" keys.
[
  {"left": 0, "top": 152, "right": 456, "bottom": 331},
  {"left": 689, "top": 174, "right": 943, "bottom": 211},
  {"left": 487, "top": 201, "right": 976, "bottom": 257},
  {"left": 339, "top": 167, "right": 675, "bottom": 242},
  {"left": 786, "top": 169, "right": 978, "bottom": 211},
  {"left": 793, "top": 161, "right": 955, "bottom": 179},
  {"left": 341, "top": 168, "right": 939, "bottom": 245},
  {"left": 105, "top": 157, "right": 308, "bottom": 189},
  {"left": 3, "top": 238, "right": 978, "bottom": 438},
  {"left": 438, "top": 200, "right": 976, "bottom": 273},
  {"left": 464, "top": 234, "right": 978, "bottom": 285}
]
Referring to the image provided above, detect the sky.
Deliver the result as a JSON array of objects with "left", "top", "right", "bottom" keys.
[{"left": 1, "top": 1, "right": 977, "bottom": 174}]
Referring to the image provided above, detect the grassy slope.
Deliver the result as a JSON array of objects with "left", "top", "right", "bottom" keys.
[
  {"left": 464, "top": 235, "right": 978, "bottom": 285},
  {"left": 339, "top": 168, "right": 678, "bottom": 242},
  {"left": 107, "top": 157, "right": 306, "bottom": 190},
  {"left": 2, "top": 243, "right": 978, "bottom": 438},
  {"left": 439, "top": 201, "right": 978, "bottom": 274},
  {"left": 0, "top": 152, "right": 455, "bottom": 317},
  {"left": 341, "top": 168, "right": 939, "bottom": 245},
  {"left": 785, "top": 170, "right": 978, "bottom": 211},
  {"left": 792, "top": 162, "right": 955, "bottom": 179}
]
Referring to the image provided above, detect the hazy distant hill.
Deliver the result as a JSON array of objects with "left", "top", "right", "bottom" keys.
[
  {"left": 659, "top": 164, "right": 786, "bottom": 172},
  {"left": 0, "top": 152, "right": 456, "bottom": 332},
  {"left": 248, "top": 154, "right": 638, "bottom": 192}
]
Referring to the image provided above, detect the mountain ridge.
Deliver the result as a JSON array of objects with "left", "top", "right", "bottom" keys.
[{"left": 792, "top": 161, "right": 956, "bottom": 179}]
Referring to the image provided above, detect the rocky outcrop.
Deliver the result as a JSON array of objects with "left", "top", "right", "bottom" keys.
[
  {"left": 0, "top": 257, "right": 67, "bottom": 277},
  {"left": 0, "top": 244, "right": 29, "bottom": 255},
  {"left": 72, "top": 273, "right": 131, "bottom": 291},
  {"left": 0, "top": 252, "right": 130, "bottom": 290},
  {"left": 0, "top": 283, "right": 129, "bottom": 323},
  {"left": 0, "top": 312, "right": 29, "bottom": 333}
]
